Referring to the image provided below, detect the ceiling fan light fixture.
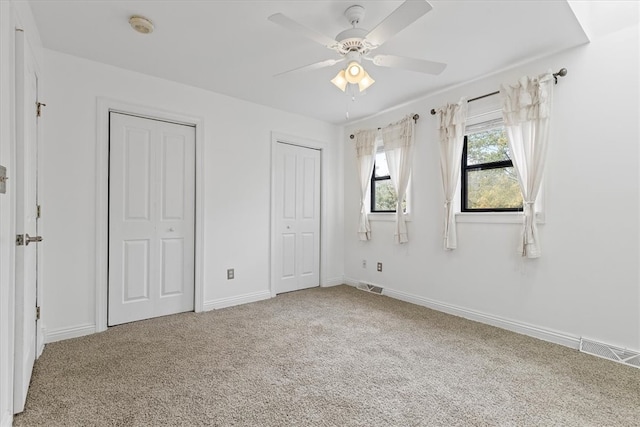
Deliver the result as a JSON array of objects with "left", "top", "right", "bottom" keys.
[
  {"left": 331, "top": 61, "right": 374, "bottom": 93},
  {"left": 357, "top": 71, "right": 375, "bottom": 92},
  {"left": 344, "top": 61, "right": 365, "bottom": 84},
  {"left": 331, "top": 69, "right": 348, "bottom": 92}
]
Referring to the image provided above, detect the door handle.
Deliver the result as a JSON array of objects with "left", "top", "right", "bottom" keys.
[
  {"left": 16, "top": 234, "right": 43, "bottom": 246},
  {"left": 26, "top": 234, "right": 43, "bottom": 245}
]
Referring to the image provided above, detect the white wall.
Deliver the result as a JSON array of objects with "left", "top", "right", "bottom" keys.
[
  {"left": 343, "top": 5, "right": 639, "bottom": 351},
  {"left": 40, "top": 50, "right": 343, "bottom": 340}
]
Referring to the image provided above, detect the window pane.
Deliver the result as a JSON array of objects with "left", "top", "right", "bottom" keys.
[
  {"left": 374, "top": 152, "right": 390, "bottom": 177},
  {"left": 466, "top": 167, "right": 523, "bottom": 209},
  {"left": 467, "top": 127, "right": 511, "bottom": 166},
  {"left": 373, "top": 180, "right": 396, "bottom": 211},
  {"left": 373, "top": 179, "right": 407, "bottom": 212}
]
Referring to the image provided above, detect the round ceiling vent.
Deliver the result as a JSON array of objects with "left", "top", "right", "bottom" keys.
[{"left": 129, "top": 16, "right": 154, "bottom": 34}]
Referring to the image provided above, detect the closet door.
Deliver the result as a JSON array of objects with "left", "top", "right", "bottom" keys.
[
  {"left": 273, "top": 142, "right": 321, "bottom": 294},
  {"left": 108, "top": 113, "right": 195, "bottom": 326}
]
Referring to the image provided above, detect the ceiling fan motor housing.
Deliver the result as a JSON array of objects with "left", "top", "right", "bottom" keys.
[
  {"left": 336, "top": 5, "right": 378, "bottom": 54},
  {"left": 335, "top": 27, "right": 369, "bottom": 54}
]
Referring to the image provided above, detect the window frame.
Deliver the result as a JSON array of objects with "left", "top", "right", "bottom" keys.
[{"left": 460, "top": 128, "right": 523, "bottom": 213}]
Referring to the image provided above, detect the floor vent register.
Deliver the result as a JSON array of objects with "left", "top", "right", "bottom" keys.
[
  {"left": 357, "top": 282, "right": 384, "bottom": 295},
  {"left": 580, "top": 338, "right": 640, "bottom": 369}
]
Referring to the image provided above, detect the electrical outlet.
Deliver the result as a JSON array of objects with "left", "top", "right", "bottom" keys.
[
  {"left": 377, "top": 262, "right": 382, "bottom": 272},
  {"left": 362, "top": 259, "right": 367, "bottom": 268},
  {"left": 227, "top": 268, "right": 234, "bottom": 280}
]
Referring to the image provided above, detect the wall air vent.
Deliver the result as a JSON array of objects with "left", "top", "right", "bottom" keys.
[{"left": 579, "top": 338, "right": 640, "bottom": 369}]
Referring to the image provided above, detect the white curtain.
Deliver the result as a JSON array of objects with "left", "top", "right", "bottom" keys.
[
  {"left": 381, "top": 115, "right": 415, "bottom": 244},
  {"left": 354, "top": 129, "right": 378, "bottom": 241},
  {"left": 436, "top": 99, "right": 468, "bottom": 250},
  {"left": 500, "top": 72, "right": 554, "bottom": 258}
]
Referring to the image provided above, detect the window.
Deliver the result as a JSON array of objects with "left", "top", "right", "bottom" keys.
[
  {"left": 370, "top": 149, "right": 407, "bottom": 213},
  {"left": 371, "top": 150, "right": 395, "bottom": 212},
  {"left": 461, "top": 124, "right": 522, "bottom": 212}
]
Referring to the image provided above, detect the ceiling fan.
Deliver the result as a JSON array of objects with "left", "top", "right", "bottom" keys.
[{"left": 268, "top": 0, "right": 446, "bottom": 93}]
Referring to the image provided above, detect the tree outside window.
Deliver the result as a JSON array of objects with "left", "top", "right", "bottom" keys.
[
  {"left": 371, "top": 151, "right": 407, "bottom": 212},
  {"left": 462, "top": 127, "right": 522, "bottom": 211}
]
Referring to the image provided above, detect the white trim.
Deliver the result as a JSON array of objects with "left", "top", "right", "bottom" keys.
[
  {"left": 37, "top": 333, "right": 44, "bottom": 357},
  {"left": 270, "top": 132, "right": 329, "bottom": 296},
  {"left": 203, "top": 291, "right": 272, "bottom": 311},
  {"left": 342, "top": 276, "right": 360, "bottom": 287},
  {"left": 383, "top": 287, "right": 580, "bottom": 349},
  {"left": 456, "top": 212, "right": 524, "bottom": 224},
  {"left": 44, "top": 324, "right": 95, "bottom": 344},
  {"left": 320, "top": 277, "right": 345, "bottom": 288},
  {"left": 1, "top": 412, "right": 12, "bottom": 427},
  {"left": 35, "top": 43, "right": 44, "bottom": 361},
  {"left": 368, "top": 212, "right": 413, "bottom": 222},
  {"left": 95, "top": 97, "right": 205, "bottom": 332},
  {"left": 456, "top": 212, "right": 546, "bottom": 224}
]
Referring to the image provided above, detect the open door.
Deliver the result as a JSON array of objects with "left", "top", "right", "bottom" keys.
[{"left": 13, "top": 28, "right": 42, "bottom": 414}]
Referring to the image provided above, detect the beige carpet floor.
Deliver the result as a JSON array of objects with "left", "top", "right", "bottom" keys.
[{"left": 14, "top": 285, "right": 640, "bottom": 426}]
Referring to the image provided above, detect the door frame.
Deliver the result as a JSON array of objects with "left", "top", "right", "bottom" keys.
[
  {"left": 270, "top": 132, "right": 327, "bottom": 297},
  {"left": 95, "top": 98, "right": 204, "bottom": 332}
]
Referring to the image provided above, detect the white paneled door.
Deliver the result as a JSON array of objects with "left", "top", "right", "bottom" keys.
[
  {"left": 13, "top": 29, "right": 41, "bottom": 414},
  {"left": 109, "top": 113, "right": 195, "bottom": 326},
  {"left": 273, "top": 142, "right": 320, "bottom": 294}
]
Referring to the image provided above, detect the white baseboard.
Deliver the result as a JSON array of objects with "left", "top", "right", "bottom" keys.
[
  {"left": 1, "top": 411, "right": 12, "bottom": 427},
  {"left": 203, "top": 290, "right": 272, "bottom": 311},
  {"left": 321, "top": 276, "right": 346, "bottom": 287},
  {"left": 342, "top": 276, "right": 360, "bottom": 287},
  {"left": 38, "top": 324, "right": 45, "bottom": 356},
  {"left": 383, "top": 287, "right": 580, "bottom": 349},
  {"left": 45, "top": 323, "right": 96, "bottom": 344}
]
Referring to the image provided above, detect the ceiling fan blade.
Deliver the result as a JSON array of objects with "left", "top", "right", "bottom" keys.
[
  {"left": 365, "top": 0, "right": 433, "bottom": 47},
  {"left": 268, "top": 13, "right": 338, "bottom": 49},
  {"left": 371, "top": 54, "right": 447, "bottom": 75},
  {"left": 274, "top": 58, "right": 345, "bottom": 77}
]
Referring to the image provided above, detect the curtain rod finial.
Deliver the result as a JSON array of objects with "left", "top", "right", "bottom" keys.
[{"left": 553, "top": 68, "right": 567, "bottom": 84}]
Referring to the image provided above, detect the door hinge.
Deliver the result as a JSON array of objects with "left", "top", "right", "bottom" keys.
[
  {"left": 36, "top": 306, "right": 41, "bottom": 320},
  {"left": 37, "top": 204, "right": 41, "bottom": 219},
  {"left": 36, "top": 102, "right": 46, "bottom": 118}
]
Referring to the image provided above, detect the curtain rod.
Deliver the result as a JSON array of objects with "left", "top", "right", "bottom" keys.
[
  {"left": 429, "top": 68, "right": 567, "bottom": 116},
  {"left": 349, "top": 113, "right": 419, "bottom": 140}
]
